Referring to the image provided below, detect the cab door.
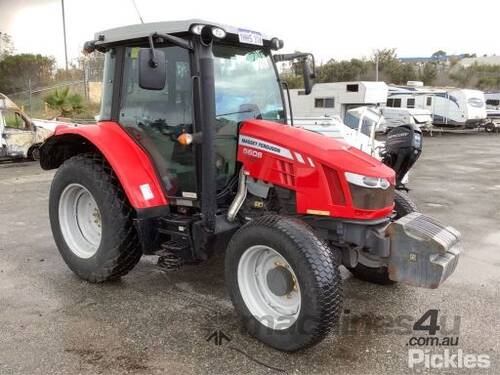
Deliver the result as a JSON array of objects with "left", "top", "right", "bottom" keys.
[
  {"left": 2, "top": 110, "right": 35, "bottom": 158},
  {"left": 119, "top": 45, "right": 197, "bottom": 199}
]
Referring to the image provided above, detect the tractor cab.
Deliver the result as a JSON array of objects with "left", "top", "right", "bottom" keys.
[
  {"left": 40, "top": 20, "right": 461, "bottom": 352},
  {"left": 87, "top": 21, "right": 298, "bottom": 205}
]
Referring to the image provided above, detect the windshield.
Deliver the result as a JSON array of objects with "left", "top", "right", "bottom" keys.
[
  {"left": 213, "top": 45, "right": 284, "bottom": 123},
  {"left": 344, "top": 107, "right": 382, "bottom": 136}
]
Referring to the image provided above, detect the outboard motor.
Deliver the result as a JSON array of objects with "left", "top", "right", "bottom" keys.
[{"left": 382, "top": 124, "right": 422, "bottom": 189}]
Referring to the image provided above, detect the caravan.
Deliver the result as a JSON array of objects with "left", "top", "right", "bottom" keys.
[
  {"left": 388, "top": 85, "right": 487, "bottom": 127},
  {"left": 287, "top": 81, "right": 432, "bottom": 131},
  {"left": 287, "top": 81, "right": 388, "bottom": 120}
]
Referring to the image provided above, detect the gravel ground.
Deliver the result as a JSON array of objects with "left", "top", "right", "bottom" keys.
[{"left": 0, "top": 134, "right": 499, "bottom": 374}]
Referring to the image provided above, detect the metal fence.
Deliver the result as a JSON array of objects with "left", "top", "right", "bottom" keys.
[{"left": 4, "top": 53, "right": 104, "bottom": 120}]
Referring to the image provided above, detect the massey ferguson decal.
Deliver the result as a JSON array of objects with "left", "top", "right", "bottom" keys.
[{"left": 239, "top": 135, "right": 293, "bottom": 160}]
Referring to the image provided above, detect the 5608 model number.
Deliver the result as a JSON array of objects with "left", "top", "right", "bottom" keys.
[{"left": 242, "top": 148, "right": 263, "bottom": 159}]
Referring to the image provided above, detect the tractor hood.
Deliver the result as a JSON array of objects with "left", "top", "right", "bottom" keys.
[
  {"left": 238, "top": 119, "right": 396, "bottom": 220},
  {"left": 239, "top": 119, "right": 395, "bottom": 181}
]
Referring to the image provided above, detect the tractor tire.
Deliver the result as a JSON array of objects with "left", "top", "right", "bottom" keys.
[
  {"left": 49, "top": 153, "right": 141, "bottom": 282},
  {"left": 394, "top": 189, "right": 418, "bottom": 219},
  {"left": 225, "top": 215, "right": 343, "bottom": 352},
  {"left": 347, "top": 190, "right": 418, "bottom": 285}
]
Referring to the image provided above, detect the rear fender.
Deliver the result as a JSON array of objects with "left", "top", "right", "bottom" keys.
[{"left": 40, "top": 121, "right": 168, "bottom": 210}]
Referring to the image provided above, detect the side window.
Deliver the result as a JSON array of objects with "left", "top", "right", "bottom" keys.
[
  {"left": 314, "top": 98, "right": 324, "bottom": 108},
  {"left": 315, "top": 98, "right": 334, "bottom": 108},
  {"left": 344, "top": 112, "right": 359, "bottom": 130},
  {"left": 393, "top": 98, "right": 402, "bottom": 108},
  {"left": 98, "top": 50, "right": 115, "bottom": 121},
  {"left": 4, "top": 111, "right": 29, "bottom": 130},
  {"left": 120, "top": 46, "right": 194, "bottom": 197},
  {"left": 387, "top": 98, "right": 394, "bottom": 107},
  {"left": 426, "top": 97, "right": 432, "bottom": 106},
  {"left": 407, "top": 98, "right": 415, "bottom": 108},
  {"left": 324, "top": 98, "right": 335, "bottom": 108}
]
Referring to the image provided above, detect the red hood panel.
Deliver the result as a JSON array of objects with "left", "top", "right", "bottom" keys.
[
  {"left": 238, "top": 119, "right": 395, "bottom": 220},
  {"left": 240, "top": 119, "right": 394, "bottom": 179}
]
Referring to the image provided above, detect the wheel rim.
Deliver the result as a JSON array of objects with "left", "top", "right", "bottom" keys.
[
  {"left": 237, "top": 245, "right": 301, "bottom": 330},
  {"left": 58, "top": 183, "right": 102, "bottom": 259}
]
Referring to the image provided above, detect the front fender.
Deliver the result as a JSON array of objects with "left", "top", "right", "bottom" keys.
[{"left": 40, "top": 121, "right": 168, "bottom": 210}]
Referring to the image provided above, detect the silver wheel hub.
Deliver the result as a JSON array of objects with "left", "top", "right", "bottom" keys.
[
  {"left": 237, "top": 245, "right": 301, "bottom": 330},
  {"left": 58, "top": 183, "right": 102, "bottom": 259}
]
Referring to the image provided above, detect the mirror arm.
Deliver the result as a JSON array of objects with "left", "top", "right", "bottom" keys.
[
  {"left": 152, "top": 32, "right": 193, "bottom": 51},
  {"left": 273, "top": 52, "right": 316, "bottom": 72},
  {"left": 147, "top": 35, "right": 158, "bottom": 68},
  {"left": 146, "top": 32, "right": 193, "bottom": 68}
]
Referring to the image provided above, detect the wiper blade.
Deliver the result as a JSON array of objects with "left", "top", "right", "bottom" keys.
[{"left": 215, "top": 109, "right": 256, "bottom": 118}]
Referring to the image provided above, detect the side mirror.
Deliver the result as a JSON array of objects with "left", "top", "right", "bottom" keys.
[
  {"left": 138, "top": 48, "right": 166, "bottom": 90},
  {"left": 303, "top": 61, "right": 314, "bottom": 95}
]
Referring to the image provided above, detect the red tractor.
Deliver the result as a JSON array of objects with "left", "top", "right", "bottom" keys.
[{"left": 40, "top": 20, "right": 461, "bottom": 351}]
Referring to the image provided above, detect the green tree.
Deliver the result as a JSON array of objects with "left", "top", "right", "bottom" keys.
[
  {"left": 316, "top": 58, "right": 369, "bottom": 83},
  {"left": 394, "top": 63, "right": 417, "bottom": 84},
  {"left": 419, "top": 63, "right": 438, "bottom": 85},
  {"left": 44, "top": 87, "right": 85, "bottom": 117},
  {"left": 0, "top": 53, "right": 56, "bottom": 93},
  {"left": 449, "top": 65, "right": 476, "bottom": 87},
  {"left": 0, "top": 33, "right": 15, "bottom": 61},
  {"left": 431, "top": 50, "right": 447, "bottom": 58},
  {"left": 279, "top": 72, "right": 304, "bottom": 89}
]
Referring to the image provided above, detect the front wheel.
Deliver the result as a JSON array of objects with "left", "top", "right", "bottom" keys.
[
  {"left": 49, "top": 153, "right": 142, "bottom": 282},
  {"left": 225, "top": 215, "right": 343, "bottom": 352},
  {"left": 394, "top": 189, "right": 418, "bottom": 219}
]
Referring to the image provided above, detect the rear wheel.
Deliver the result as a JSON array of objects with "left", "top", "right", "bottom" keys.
[
  {"left": 485, "top": 122, "right": 495, "bottom": 133},
  {"left": 49, "top": 153, "right": 141, "bottom": 282},
  {"left": 347, "top": 189, "right": 418, "bottom": 285},
  {"left": 225, "top": 215, "right": 343, "bottom": 351}
]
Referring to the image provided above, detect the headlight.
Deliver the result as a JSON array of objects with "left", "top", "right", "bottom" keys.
[
  {"left": 211, "top": 27, "right": 226, "bottom": 39},
  {"left": 345, "top": 172, "right": 394, "bottom": 210},
  {"left": 345, "top": 172, "right": 390, "bottom": 190},
  {"left": 190, "top": 24, "right": 205, "bottom": 35},
  {"left": 190, "top": 24, "right": 226, "bottom": 39}
]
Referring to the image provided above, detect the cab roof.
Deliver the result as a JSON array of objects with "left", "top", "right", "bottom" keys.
[{"left": 93, "top": 19, "right": 275, "bottom": 46}]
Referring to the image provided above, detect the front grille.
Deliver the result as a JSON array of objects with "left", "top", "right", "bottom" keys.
[
  {"left": 348, "top": 184, "right": 394, "bottom": 210},
  {"left": 275, "top": 159, "right": 295, "bottom": 187}
]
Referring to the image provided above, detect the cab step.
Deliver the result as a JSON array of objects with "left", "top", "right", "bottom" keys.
[{"left": 156, "top": 238, "right": 190, "bottom": 272}]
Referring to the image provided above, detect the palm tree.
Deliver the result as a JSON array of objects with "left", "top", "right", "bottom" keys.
[{"left": 44, "top": 87, "right": 84, "bottom": 117}]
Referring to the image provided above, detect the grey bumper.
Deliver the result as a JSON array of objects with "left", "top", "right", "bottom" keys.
[{"left": 386, "top": 212, "right": 461, "bottom": 288}]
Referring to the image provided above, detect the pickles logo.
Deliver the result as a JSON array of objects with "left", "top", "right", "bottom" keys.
[{"left": 408, "top": 349, "right": 490, "bottom": 369}]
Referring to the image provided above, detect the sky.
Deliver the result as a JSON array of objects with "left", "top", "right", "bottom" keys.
[{"left": 1, "top": 0, "right": 499, "bottom": 67}]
